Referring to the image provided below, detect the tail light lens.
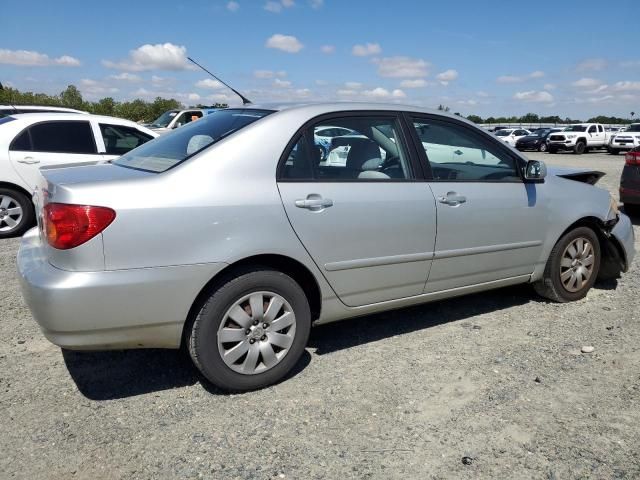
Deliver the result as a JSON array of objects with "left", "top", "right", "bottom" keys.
[
  {"left": 625, "top": 152, "right": 640, "bottom": 166},
  {"left": 43, "top": 203, "right": 116, "bottom": 250}
]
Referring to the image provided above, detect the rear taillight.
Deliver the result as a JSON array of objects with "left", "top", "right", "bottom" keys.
[
  {"left": 43, "top": 203, "right": 115, "bottom": 250},
  {"left": 625, "top": 152, "right": 640, "bottom": 166}
]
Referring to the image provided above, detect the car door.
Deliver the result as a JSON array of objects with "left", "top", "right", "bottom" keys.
[
  {"left": 407, "top": 114, "right": 547, "bottom": 293},
  {"left": 8, "top": 120, "right": 100, "bottom": 190},
  {"left": 587, "top": 125, "right": 598, "bottom": 146},
  {"left": 278, "top": 113, "right": 437, "bottom": 307}
]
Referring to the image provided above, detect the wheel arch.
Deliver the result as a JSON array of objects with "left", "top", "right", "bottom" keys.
[
  {"left": 0, "top": 181, "right": 33, "bottom": 201},
  {"left": 182, "top": 253, "right": 323, "bottom": 346}
]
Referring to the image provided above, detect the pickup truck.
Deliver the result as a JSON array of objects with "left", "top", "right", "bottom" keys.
[
  {"left": 608, "top": 123, "right": 640, "bottom": 155},
  {"left": 547, "top": 123, "right": 610, "bottom": 154},
  {"left": 146, "top": 108, "right": 220, "bottom": 134}
]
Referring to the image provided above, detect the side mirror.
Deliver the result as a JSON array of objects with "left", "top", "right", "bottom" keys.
[{"left": 524, "top": 160, "right": 547, "bottom": 183}]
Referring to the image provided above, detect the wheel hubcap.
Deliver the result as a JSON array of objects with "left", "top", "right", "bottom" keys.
[
  {"left": 0, "top": 195, "right": 23, "bottom": 232},
  {"left": 560, "top": 237, "right": 595, "bottom": 293},
  {"left": 217, "top": 291, "right": 296, "bottom": 375}
]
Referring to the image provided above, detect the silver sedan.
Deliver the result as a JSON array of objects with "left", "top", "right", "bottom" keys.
[{"left": 17, "top": 103, "right": 635, "bottom": 391}]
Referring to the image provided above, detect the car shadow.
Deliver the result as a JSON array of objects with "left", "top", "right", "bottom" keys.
[
  {"left": 621, "top": 206, "right": 640, "bottom": 226},
  {"left": 63, "top": 285, "right": 538, "bottom": 400}
]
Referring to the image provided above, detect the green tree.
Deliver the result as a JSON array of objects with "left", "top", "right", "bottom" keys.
[
  {"left": 93, "top": 97, "right": 116, "bottom": 116},
  {"left": 466, "top": 114, "right": 483, "bottom": 124},
  {"left": 59, "top": 85, "right": 84, "bottom": 109}
]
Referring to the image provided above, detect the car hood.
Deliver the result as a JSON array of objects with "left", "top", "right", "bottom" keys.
[
  {"left": 519, "top": 135, "right": 541, "bottom": 141},
  {"left": 547, "top": 166, "right": 605, "bottom": 185}
]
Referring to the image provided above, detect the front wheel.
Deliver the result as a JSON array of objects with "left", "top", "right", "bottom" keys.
[
  {"left": 534, "top": 227, "right": 600, "bottom": 302},
  {"left": 538, "top": 142, "right": 548, "bottom": 152},
  {"left": 187, "top": 268, "right": 311, "bottom": 391},
  {"left": 574, "top": 142, "right": 586, "bottom": 155},
  {"left": 0, "top": 188, "right": 34, "bottom": 239},
  {"left": 548, "top": 147, "right": 558, "bottom": 154},
  {"left": 609, "top": 149, "right": 619, "bottom": 155}
]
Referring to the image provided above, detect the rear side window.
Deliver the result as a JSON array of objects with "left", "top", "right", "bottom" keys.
[
  {"left": 113, "top": 109, "right": 273, "bottom": 173},
  {"left": 99, "top": 124, "right": 153, "bottom": 155},
  {"left": 28, "top": 121, "right": 97, "bottom": 154},
  {"left": 10, "top": 129, "right": 31, "bottom": 151}
]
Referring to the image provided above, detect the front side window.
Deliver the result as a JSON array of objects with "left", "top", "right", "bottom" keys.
[
  {"left": 113, "top": 109, "right": 272, "bottom": 173},
  {"left": 411, "top": 118, "right": 520, "bottom": 182},
  {"left": 282, "top": 116, "right": 413, "bottom": 181},
  {"left": 99, "top": 124, "right": 154, "bottom": 155},
  {"left": 29, "top": 121, "right": 97, "bottom": 154},
  {"left": 588, "top": 126, "right": 597, "bottom": 134}
]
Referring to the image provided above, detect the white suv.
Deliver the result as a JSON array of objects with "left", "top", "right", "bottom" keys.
[
  {"left": 0, "top": 113, "right": 157, "bottom": 237},
  {"left": 608, "top": 123, "right": 640, "bottom": 155},
  {"left": 494, "top": 128, "right": 530, "bottom": 146}
]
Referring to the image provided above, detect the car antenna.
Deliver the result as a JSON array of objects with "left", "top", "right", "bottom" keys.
[
  {"left": 187, "top": 57, "right": 252, "bottom": 106},
  {"left": 0, "top": 81, "right": 19, "bottom": 114}
]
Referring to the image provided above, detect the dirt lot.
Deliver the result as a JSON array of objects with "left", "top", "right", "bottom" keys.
[{"left": 1, "top": 151, "right": 638, "bottom": 479}]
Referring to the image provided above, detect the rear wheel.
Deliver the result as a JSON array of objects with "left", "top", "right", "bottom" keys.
[
  {"left": 0, "top": 188, "right": 34, "bottom": 239},
  {"left": 187, "top": 268, "right": 311, "bottom": 392},
  {"left": 574, "top": 141, "right": 586, "bottom": 155},
  {"left": 538, "top": 142, "right": 548, "bottom": 152},
  {"left": 534, "top": 227, "right": 600, "bottom": 302},
  {"left": 609, "top": 149, "right": 619, "bottom": 155}
]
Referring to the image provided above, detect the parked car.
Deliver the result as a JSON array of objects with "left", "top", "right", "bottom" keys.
[
  {"left": 148, "top": 108, "right": 220, "bottom": 134},
  {"left": 547, "top": 123, "right": 611, "bottom": 154},
  {"left": 313, "top": 125, "right": 356, "bottom": 160},
  {"left": 608, "top": 123, "right": 640, "bottom": 155},
  {"left": 17, "top": 103, "right": 635, "bottom": 392},
  {"left": 620, "top": 146, "right": 640, "bottom": 214},
  {"left": 0, "top": 113, "right": 157, "bottom": 237},
  {"left": 0, "top": 105, "right": 88, "bottom": 118},
  {"left": 494, "top": 128, "right": 530, "bottom": 146},
  {"left": 515, "top": 128, "right": 563, "bottom": 152}
]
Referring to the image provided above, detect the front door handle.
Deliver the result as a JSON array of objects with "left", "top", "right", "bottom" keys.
[
  {"left": 438, "top": 191, "right": 467, "bottom": 206},
  {"left": 17, "top": 157, "right": 40, "bottom": 165},
  {"left": 295, "top": 195, "right": 334, "bottom": 211}
]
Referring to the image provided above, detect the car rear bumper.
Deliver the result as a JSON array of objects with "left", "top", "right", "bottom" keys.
[
  {"left": 17, "top": 228, "right": 227, "bottom": 350},
  {"left": 611, "top": 213, "right": 636, "bottom": 271}
]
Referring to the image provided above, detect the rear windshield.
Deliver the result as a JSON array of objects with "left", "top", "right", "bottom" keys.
[{"left": 113, "top": 109, "right": 273, "bottom": 173}]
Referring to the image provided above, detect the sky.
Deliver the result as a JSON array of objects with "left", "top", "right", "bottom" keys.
[{"left": 1, "top": 0, "right": 638, "bottom": 118}]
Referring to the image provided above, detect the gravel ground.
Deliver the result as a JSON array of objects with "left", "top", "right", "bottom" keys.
[{"left": 1, "top": 151, "right": 639, "bottom": 479}]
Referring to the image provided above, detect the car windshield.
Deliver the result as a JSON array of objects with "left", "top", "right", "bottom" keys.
[
  {"left": 494, "top": 130, "right": 512, "bottom": 136},
  {"left": 626, "top": 124, "right": 640, "bottom": 132},
  {"left": 114, "top": 109, "right": 273, "bottom": 173},
  {"left": 150, "top": 110, "right": 179, "bottom": 128},
  {"left": 565, "top": 125, "right": 587, "bottom": 132},
  {"left": 530, "top": 129, "right": 550, "bottom": 137}
]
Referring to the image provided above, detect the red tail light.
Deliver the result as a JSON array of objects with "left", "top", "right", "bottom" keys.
[
  {"left": 625, "top": 151, "right": 640, "bottom": 166},
  {"left": 43, "top": 203, "right": 116, "bottom": 250}
]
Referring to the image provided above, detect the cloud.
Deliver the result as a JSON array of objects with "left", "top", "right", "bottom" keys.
[
  {"left": 344, "top": 81, "right": 362, "bottom": 89},
  {"left": 195, "top": 78, "right": 224, "bottom": 89},
  {"left": 362, "top": 87, "right": 406, "bottom": 99},
  {"left": 476, "top": 91, "right": 489, "bottom": 97},
  {"left": 188, "top": 93, "right": 201, "bottom": 102},
  {"left": 0, "top": 49, "right": 80, "bottom": 67},
  {"left": 496, "top": 71, "right": 544, "bottom": 83},
  {"left": 254, "top": 69, "right": 287, "bottom": 79},
  {"left": 265, "top": 34, "right": 304, "bottom": 53},
  {"left": 543, "top": 83, "right": 556, "bottom": 90},
  {"left": 264, "top": 0, "right": 294, "bottom": 12},
  {"left": 109, "top": 72, "right": 142, "bottom": 82},
  {"left": 374, "top": 56, "right": 430, "bottom": 78},
  {"left": 613, "top": 81, "right": 640, "bottom": 92},
  {"left": 576, "top": 58, "right": 607, "bottom": 71},
  {"left": 227, "top": 1, "right": 240, "bottom": 11},
  {"left": 572, "top": 77, "right": 602, "bottom": 88},
  {"left": 400, "top": 79, "right": 428, "bottom": 88},
  {"left": 320, "top": 45, "right": 335, "bottom": 54},
  {"left": 310, "top": 0, "right": 324, "bottom": 8},
  {"left": 273, "top": 78, "right": 292, "bottom": 88},
  {"left": 436, "top": 69, "right": 458, "bottom": 85},
  {"left": 352, "top": 43, "right": 382, "bottom": 57},
  {"left": 513, "top": 90, "right": 554, "bottom": 103},
  {"left": 457, "top": 99, "right": 478, "bottom": 106},
  {"left": 102, "top": 43, "right": 192, "bottom": 71},
  {"left": 79, "top": 78, "right": 119, "bottom": 97},
  {"left": 337, "top": 89, "right": 358, "bottom": 96},
  {"left": 620, "top": 60, "right": 640, "bottom": 68}
]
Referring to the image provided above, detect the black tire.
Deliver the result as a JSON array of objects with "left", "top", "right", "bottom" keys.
[
  {"left": 187, "top": 267, "right": 311, "bottom": 392},
  {"left": 548, "top": 147, "right": 558, "bottom": 154},
  {"left": 623, "top": 203, "right": 640, "bottom": 216},
  {"left": 609, "top": 149, "right": 619, "bottom": 155},
  {"left": 574, "top": 141, "right": 586, "bottom": 155},
  {"left": 0, "top": 188, "right": 34, "bottom": 239},
  {"left": 534, "top": 227, "right": 601, "bottom": 302},
  {"left": 538, "top": 142, "right": 548, "bottom": 152}
]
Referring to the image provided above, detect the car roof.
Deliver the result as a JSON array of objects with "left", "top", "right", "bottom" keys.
[
  {"left": 0, "top": 105, "right": 88, "bottom": 113},
  {"left": 9, "top": 112, "right": 142, "bottom": 125}
]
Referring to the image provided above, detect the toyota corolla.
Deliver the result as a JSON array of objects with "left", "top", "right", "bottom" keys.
[{"left": 17, "top": 103, "right": 635, "bottom": 391}]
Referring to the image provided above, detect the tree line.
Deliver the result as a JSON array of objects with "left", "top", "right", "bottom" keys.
[
  {"left": 1, "top": 85, "right": 635, "bottom": 125},
  {"left": 0, "top": 84, "right": 227, "bottom": 123}
]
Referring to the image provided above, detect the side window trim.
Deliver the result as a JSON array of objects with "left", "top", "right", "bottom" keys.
[
  {"left": 405, "top": 113, "right": 525, "bottom": 183},
  {"left": 277, "top": 110, "right": 426, "bottom": 183}
]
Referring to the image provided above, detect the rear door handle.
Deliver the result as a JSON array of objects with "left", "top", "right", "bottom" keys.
[
  {"left": 17, "top": 157, "right": 40, "bottom": 165},
  {"left": 295, "top": 196, "right": 334, "bottom": 211},
  {"left": 438, "top": 192, "right": 466, "bottom": 206}
]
